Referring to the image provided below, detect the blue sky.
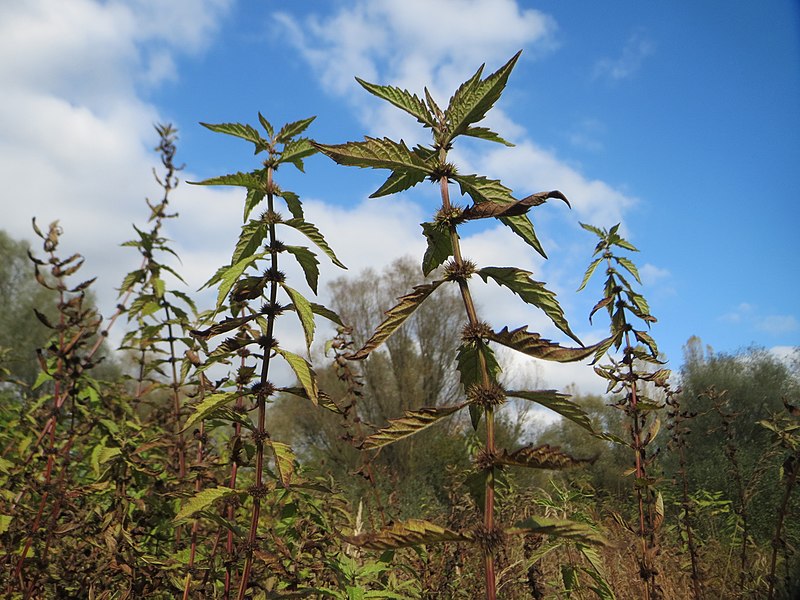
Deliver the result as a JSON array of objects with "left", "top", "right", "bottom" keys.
[{"left": 1, "top": 0, "right": 798, "bottom": 394}]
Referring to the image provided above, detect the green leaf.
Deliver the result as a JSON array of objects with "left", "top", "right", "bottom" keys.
[
  {"left": 506, "top": 390, "right": 595, "bottom": 433},
  {"left": 615, "top": 256, "right": 641, "bottom": 284},
  {"left": 275, "top": 116, "right": 316, "bottom": 143},
  {"left": 508, "top": 516, "right": 607, "bottom": 546},
  {"left": 347, "top": 519, "right": 472, "bottom": 550},
  {"left": 232, "top": 220, "right": 268, "bottom": 265},
  {"left": 372, "top": 170, "right": 428, "bottom": 198},
  {"left": 279, "top": 138, "right": 317, "bottom": 171},
  {"left": 315, "top": 137, "right": 432, "bottom": 179},
  {"left": 191, "top": 171, "right": 265, "bottom": 189},
  {"left": 500, "top": 214, "right": 547, "bottom": 259},
  {"left": 634, "top": 329, "right": 659, "bottom": 357},
  {"left": 456, "top": 341, "right": 501, "bottom": 390},
  {"left": 355, "top": 78, "right": 436, "bottom": 128},
  {"left": 205, "top": 253, "right": 265, "bottom": 311},
  {"left": 268, "top": 440, "right": 296, "bottom": 487},
  {"left": 478, "top": 267, "right": 581, "bottom": 344},
  {"left": 452, "top": 173, "right": 514, "bottom": 205},
  {"left": 277, "top": 189, "right": 304, "bottom": 219},
  {"left": 258, "top": 112, "right": 274, "bottom": 138},
  {"left": 182, "top": 392, "right": 239, "bottom": 432},
  {"left": 580, "top": 222, "right": 605, "bottom": 238},
  {"left": 463, "top": 126, "right": 514, "bottom": 146},
  {"left": 496, "top": 444, "right": 594, "bottom": 470},
  {"left": 443, "top": 51, "right": 521, "bottom": 145},
  {"left": 361, "top": 404, "right": 465, "bottom": 450},
  {"left": 282, "top": 284, "right": 315, "bottom": 351},
  {"left": 488, "top": 326, "right": 609, "bottom": 364},
  {"left": 243, "top": 188, "right": 266, "bottom": 222},
  {"left": 350, "top": 280, "right": 444, "bottom": 360},
  {"left": 284, "top": 245, "right": 320, "bottom": 294},
  {"left": 276, "top": 348, "right": 319, "bottom": 404},
  {"left": 0, "top": 515, "right": 12, "bottom": 534},
  {"left": 283, "top": 218, "right": 346, "bottom": 269},
  {"left": 174, "top": 486, "right": 239, "bottom": 523},
  {"left": 420, "top": 222, "right": 453, "bottom": 276},
  {"left": 310, "top": 302, "right": 343, "bottom": 327},
  {"left": 578, "top": 257, "right": 603, "bottom": 292},
  {"left": 200, "top": 122, "right": 268, "bottom": 152}
]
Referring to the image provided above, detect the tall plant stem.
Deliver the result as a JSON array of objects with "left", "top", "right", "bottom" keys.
[
  {"left": 237, "top": 167, "right": 278, "bottom": 600},
  {"left": 439, "top": 168, "right": 496, "bottom": 600},
  {"left": 767, "top": 452, "right": 799, "bottom": 600}
]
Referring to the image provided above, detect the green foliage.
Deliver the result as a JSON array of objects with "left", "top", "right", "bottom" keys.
[
  {"left": 317, "top": 52, "right": 606, "bottom": 600},
  {"left": 1, "top": 54, "right": 796, "bottom": 600}
]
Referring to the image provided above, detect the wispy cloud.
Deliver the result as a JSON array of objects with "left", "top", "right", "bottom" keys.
[
  {"left": 720, "top": 303, "right": 798, "bottom": 335},
  {"left": 593, "top": 31, "right": 654, "bottom": 82},
  {"left": 0, "top": 0, "right": 233, "bottom": 322}
]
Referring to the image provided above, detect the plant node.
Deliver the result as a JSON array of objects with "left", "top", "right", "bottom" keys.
[
  {"left": 473, "top": 524, "right": 506, "bottom": 557},
  {"left": 461, "top": 321, "right": 493, "bottom": 343},
  {"left": 474, "top": 448, "right": 499, "bottom": 471},
  {"left": 247, "top": 483, "right": 269, "bottom": 499},
  {"left": 251, "top": 380, "right": 276, "bottom": 398},
  {"left": 444, "top": 259, "right": 476, "bottom": 282},
  {"left": 263, "top": 267, "right": 286, "bottom": 283},
  {"left": 467, "top": 382, "right": 506, "bottom": 408},
  {"left": 260, "top": 209, "right": 283, "bottom": 225}
]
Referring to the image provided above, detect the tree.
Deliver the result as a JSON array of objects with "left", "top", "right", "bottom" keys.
[
  {"left": 673, "top": 337, "right": 800, "bottom": 541},
  {"left": 269, "top": 257, "right": 473, "bottom": 516},
  {"left": 0, "top": 230, "right": 57, "bottom": 390}
]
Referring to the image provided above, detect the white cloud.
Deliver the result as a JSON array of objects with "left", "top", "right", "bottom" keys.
[
  {"left": 593, "top": 31, "right": 654, "bottom": 82},
  {"left": 719, "top": 303, "right": 798, "bottom": 336},
  {"left": 0, "top": 0, "right": 232, "bottom": 327}
]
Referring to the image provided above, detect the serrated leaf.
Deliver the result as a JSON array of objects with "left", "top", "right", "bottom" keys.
[
  {"left": 463, "top": 470, "right": 489, "bottom": 514},
  {"left": 258, "top": 112, "right": 274, "bottom": 138},
  {"left": 200, "top": 122, "right": 268, "bottom": 152},
  {"left": 452, "top": 173, "right": 514, "bottom": 205},
  {"left": 462, "top": 190, "right": 569, "bottom": 220},
  {"left": 361, "top": 404, "right": 465, "bottom": 450},
  {"left": 315, "top": 137, "right": 432, "bottom": 179},
  {"left": 191, "top": 171, "right": 265, "bottom": 189},
  {"left": 182, "top": 392, "right": 239, "bottom": 432},
  {"left": 243, "top": 188, "right": 266, "bottom": 222},
  {"left": 500, "top": 214, "right": 547, "bottom": 258},
  {"left": 463, "top": 126, "right": 514, "bottom": 146},
  {"left": 372, "top": 170, "right": 428, "bottom": 198},
  {"left": 276, "top": 348, "right": 318, "bottom": 404},
  {"left": 488, "top": 326, "right": 607, "bottom": 364},
  {"left": 350, "top": 280, "right": 444, "bottom": 360},
  {"left": 275, "top": 116, "right": 315, "bottom": 143},
  {"left": 634, "top": 329, "right": 659, "bottom": 357},
  {"left": 282, "top": 284, "right": 315, "bottom": 351},
  {"left": 497, "top": 444, "right": 594, "bottom": 470},
  {"left": 444, "top": 51, "right": 521, "bottom": 145},
  {"left": 356, "top": 78, "right": 436, "bottom": 128},
  {"left": 506, "top": 390, "right": 595, "bottom": 433},
  {"left": 578, "top": 257, "right": 604, "bottom": 292},
  {"left": 420, "top": 222, "right": 453, "bottom": 276},
  {"left": 508, "top": 516, "right": 607, "bottom": 546},
  {"left": 347, "top": 519, "right": 472, "bottom": 550},
  {"left": 174, "top": 486, "right": 239, "bottom": 523},
  {"left": 456, "top": 341, "right": 502, "bottom": 390},
  {"left": 279, "top": 138, "right": 316, "bottom": 171},
  {"left": 284, "top": 246, "right": 320, "bottom": 294},
  {"left": 277, "top": 189, "right": 304, "bottom": 219},
  {"left": 206, "top": 253, "right": 265, "bottom": 310},
  {"left": 615, "top": 256, "right": 641, "bottom": 284},
  {"left": 478, "top": 267, "right": 581, "bottom": 344},
  {"left": 269, "top": 440, "right": 296, "bottom": 487},
  {"left": 232, "top": 220, "right": 268, "bottom": 265},
  {"left": 309, "top": 302, "right": 343, "bottom": 327},
  {"left": 654, "top": 491, "right": 664, "bottom": 532},
  {"left": 283, "top": 218, "right": 345, "bottom": 269}
]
